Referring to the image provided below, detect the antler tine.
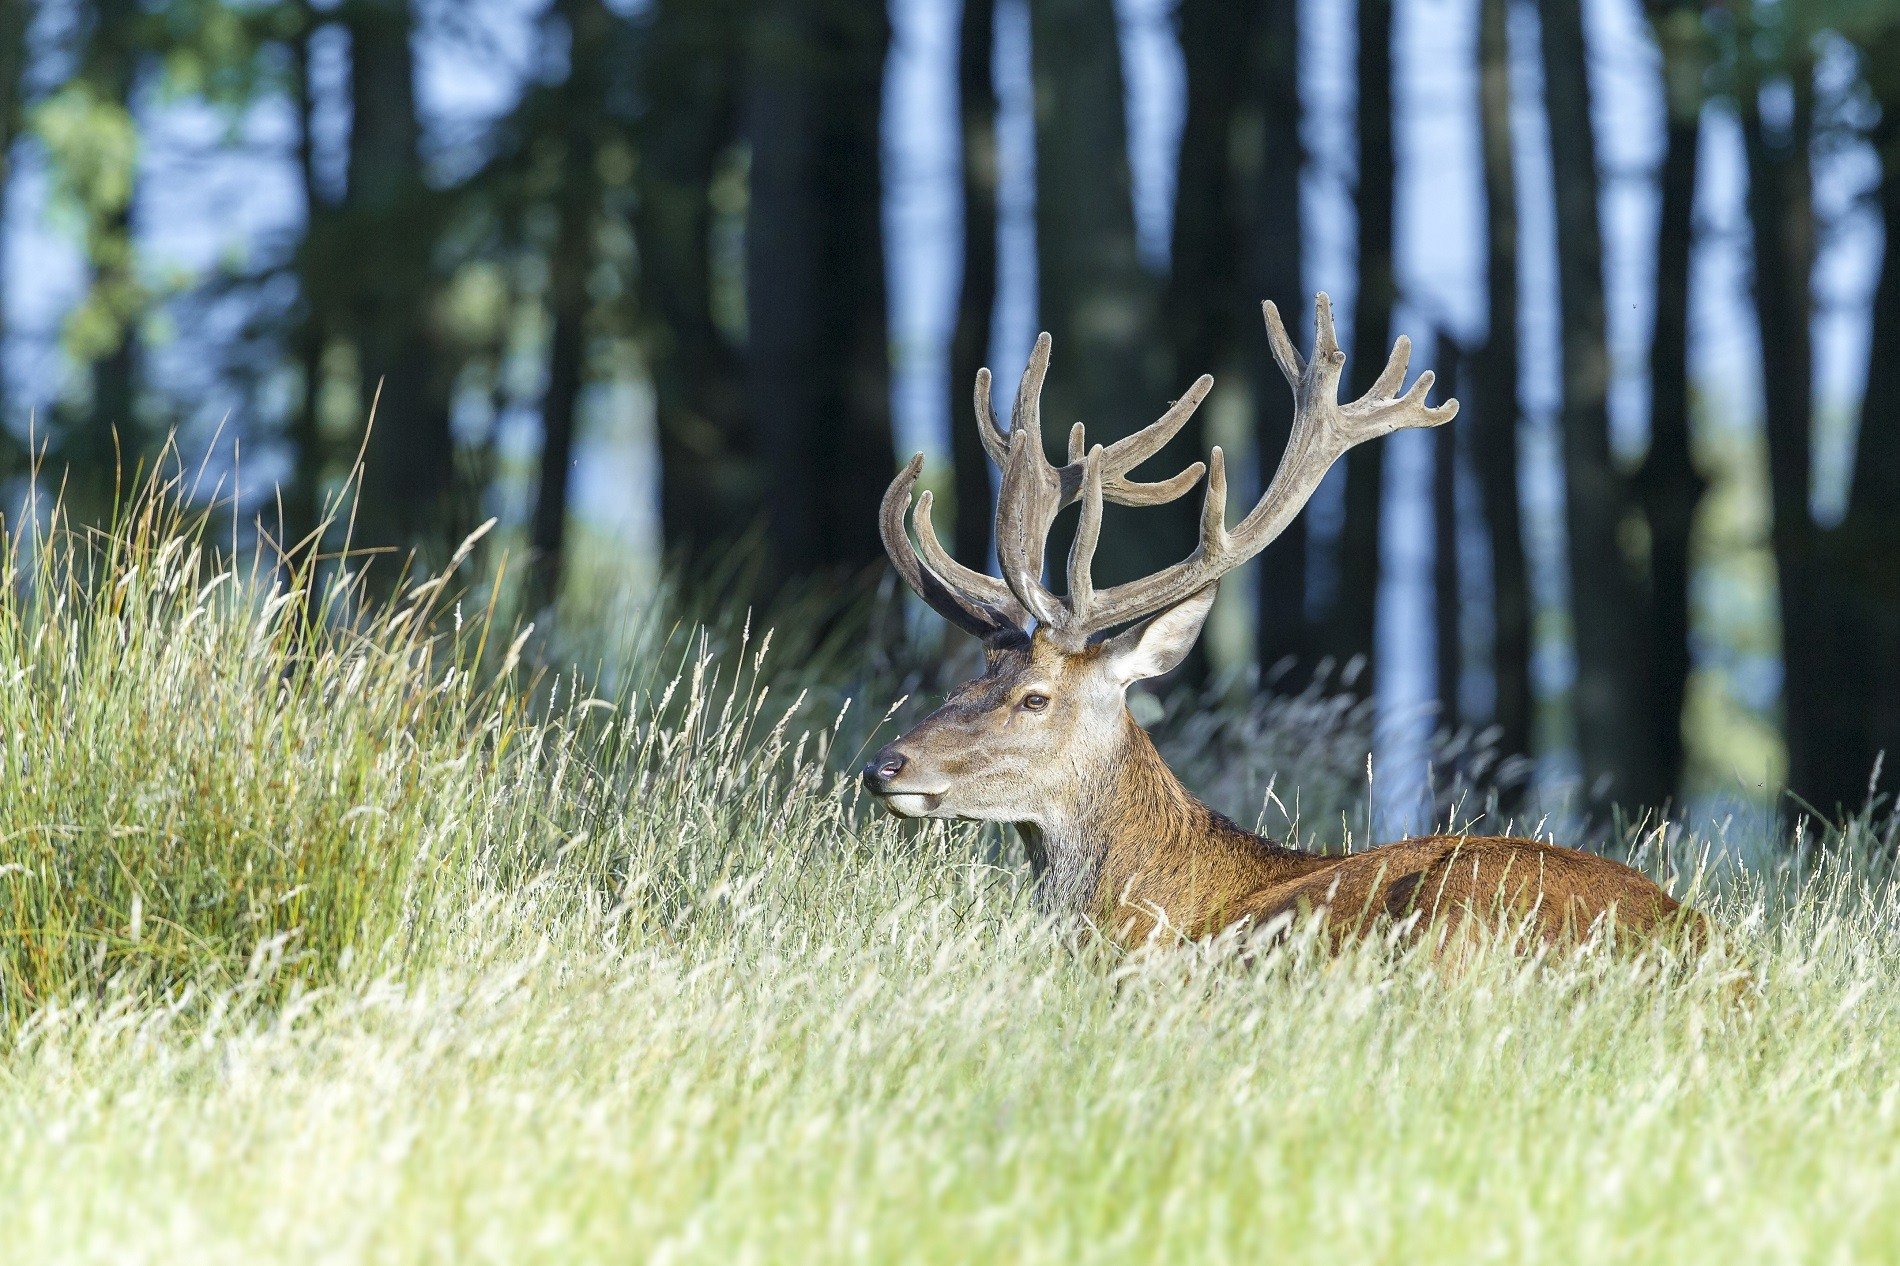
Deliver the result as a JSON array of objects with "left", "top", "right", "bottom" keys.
[
  {"left": 1054, "top": 375, "right": 1214, "bottom": 508},
  {"left": 1096, "top": 375, "right": 1213, "bottom": 494},
  {"left": 912, "top": 489, "right": 1024, "bottom": 618},
  {"left": 995, "top": 427, "right": 1067, "bottom": 630},
  {"left": 1263, "top": 299, "right": 1304, "bottom": 382},
  {"left": 974, "top": 367, "right": 1011, "bottom": 468},
  {"left": 879, "top": 456, "right": 1027, "bottom": 644},
  {"left": 1065, "top": 292, "right": 1458, "bottom": 636},
  {"left": 1198, "top": 445, "right": 1230, "bottom": 554},
  {"left": 1066, "top": 446, "right": 1107, "bottom": 622},
  {"left": 975, "top": 338, "right": 1210, "bottom": 513},
  {"left": 1368, "top": 333, "right": 1412, "bottom": 400},
  {"left": 972, "top": 333, "right": 1056, "bottom": 470},
  {"left": 1013, "top": 333, "right": 1052, "bottom": 453},
  {"left": 1104, "top": 460, "right": 1208, "bottom": 507}
]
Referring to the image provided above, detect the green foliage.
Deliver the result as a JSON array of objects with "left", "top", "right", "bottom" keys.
[{"left": 34, "top": 82, "right": 137, "bottom": 233}]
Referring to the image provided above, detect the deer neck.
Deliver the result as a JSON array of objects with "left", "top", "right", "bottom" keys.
[{"left": 1026, "top": 717, "right": 1326, "bottom": 932}]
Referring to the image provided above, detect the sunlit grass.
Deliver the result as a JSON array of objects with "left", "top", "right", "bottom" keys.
[{"left": 1, "top": 486, "right": 1897, "bottom": 1263}]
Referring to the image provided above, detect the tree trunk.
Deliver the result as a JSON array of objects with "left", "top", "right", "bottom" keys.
[
  {"left": 1168, "top": 0, "right": 1255, "bottom": 395},
  {"left": 950, "top": 0, "right": 999, "bottom": 567},
  {"left": 1804, "top": 26, "right": 1900, "bottom": 816},
  {"left": 286, "top": 0, "right": 331, "bottom": 550},
  {"left": 529, "top": 0, "right": 613, "bottom": 613},
  {"left": 633, "top": 0, "right": 753, "bottom": 561},
  {"left": 745, "top": 0, "right": 895, "bottom": 577},
  {"left": 1634, "top": 1, "right": 1708, "bottom": 808},
  {"left": 1472, "top": 0, "right": 1533, "bottom": 805},
  {"left": 1166, "top": 0, "right": 1260, "bottom": 683},
  {"left": 1332, "top": 0, "right": 1396, "bottom": 693},
  {"left": 1738, "top": 61, "right": 1830, "bottom": 811},
  {"left": 1028, "top": 0, "right": 1170, "bottom": 587},
  {"left": 533, "top": 214, "right": 587, "bottom": 613},
  {"left": 1433, "top": 331, "right": 1464, "bottom": 728},
  {"left": 343, "top": 0, "right": 455, "bottom": 555},
  {"left": 1246, "top": 0, "right": 1309, "bottom": 673},
  {"left": 1169, "top": 0, "right": 1310, "bottom": 679},
  {"left": 0, "top": 0, "right": 27, "bottom": 453},
  {"left": 1537, "top": 0, "right": 1665, "bottom": 810},
  {"left": 76, "top": 0, "right": 144, "bottom": 493},
  {"left": 1842, "top": 131, "right": 1900, "bottom": 808}
]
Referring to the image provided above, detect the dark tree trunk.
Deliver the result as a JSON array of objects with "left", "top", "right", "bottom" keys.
[
  {"left": 1634, "top": 2, "right": 1708, "bottom": 808},
  {"left": 1332, "top": 0, "right": 1396, "bottom": 693},
  {"left": 1842, "top": 133, "right": 1900, "bottom": 806},
  {"left": 1738, "top": 62, "right": 1831, "bottom": 811},
  {"left": 745, "top": 0, "right": 895, "bottom": 577},
  {"left": 1246, "top": 0, "right": 1309, "bottom": 673},
  {"left": 533, "top": 219, "right": 587, "bottom": 611},
  {"left": 633, "top": 0, "right": 753, "bottom": 560},
  {"left": 343, "top": 0, "right": 455, "bottom": 554},
  {"left": 528, "top": 0, "right": 613, "bottom": 612},
  {"left": 78, "top": 0, "right": 144, "bottom": 490},
  {"left": 1433, "top": 332, "right": 1464, "bottom": 727},
  {"left": 287, "top": 0, "right": 331, "bottom": 550},
  {"left": 950, "top": 0, "right": 999, "bottom": 567},
  {"left": 0, "top": 0, "right": 26, "bottom": 453},
  {"left": 1166, "top": 0, "right": 1260, "bottom": 684},
  {"left": 1028, "top": 0, "right": 1170, "bottom": 587},
  {"left": 1168, "top": 0, "right": 1309, "bottom": 680},
  {"left": 1472, "top": 0, "right": 1533, "bottom": 804},
  {"left": 1168, "top": 0, "right": 1255, "bottom": 394},
  {"left": 1537, "top": 0, "right": 1665, "bottom": 810},
  {"left": 1803, "top": 27, "right": 1900, "bottom": 816}
]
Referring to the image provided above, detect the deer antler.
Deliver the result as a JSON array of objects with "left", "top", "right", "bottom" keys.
[
  {"left": 973, "top": 334, "right": 1211, "bottom": 509},
  {"left": 1058, "top": 293, "right": 1458, "bottom": 643},
  {"left": 880, "top": 332, "right": 1210, "bottom": 645},
  {"left": 879, "top": 293, "right": 1457, "bottom": 650}
]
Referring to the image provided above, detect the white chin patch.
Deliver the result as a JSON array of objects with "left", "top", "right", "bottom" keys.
[{"left": 880, "top": 792, "right": 944, "bottom": 818}]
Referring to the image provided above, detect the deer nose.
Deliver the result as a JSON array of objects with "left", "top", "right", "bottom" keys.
[{"left": 862, "top": 750, "right": 908, "bottom": 792}]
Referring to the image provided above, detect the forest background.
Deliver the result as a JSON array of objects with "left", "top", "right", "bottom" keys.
[{"left": 3, "top": 0, "right": 1898, "bottom": 824}]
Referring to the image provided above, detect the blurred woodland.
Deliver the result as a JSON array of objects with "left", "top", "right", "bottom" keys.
[{"left": 1, "top": 0, "right": 1899, "bottom": 818}]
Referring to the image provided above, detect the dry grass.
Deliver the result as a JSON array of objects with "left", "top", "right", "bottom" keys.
[{"left": 0, "top": 488, "right": 1895, "bottom": 1263}]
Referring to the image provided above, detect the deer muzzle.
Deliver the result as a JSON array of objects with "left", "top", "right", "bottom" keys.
[{"left": 861, "top": 746, "right": 946, "bottom": 817}]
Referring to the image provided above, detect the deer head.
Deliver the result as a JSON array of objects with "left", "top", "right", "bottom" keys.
[{"left": 863, "top": 294, "right": 1457, "bottom": 833}]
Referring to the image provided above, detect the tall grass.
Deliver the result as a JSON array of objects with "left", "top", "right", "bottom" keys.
[
  {"left": 0, "top": 490, "right": 512, "bottom": 1013},
  {"left": 1, "top": 489, "right": 1898, "bottom": 1262}
]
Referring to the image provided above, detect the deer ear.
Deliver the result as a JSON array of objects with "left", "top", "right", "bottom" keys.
[{"left": 1101, "top": 584, "right": 1218, "bottom": 685}]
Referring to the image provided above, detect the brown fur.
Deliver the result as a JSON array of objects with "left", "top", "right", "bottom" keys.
[{"left": 1078, "top": 724, "right": 1700, "bottom": 952}]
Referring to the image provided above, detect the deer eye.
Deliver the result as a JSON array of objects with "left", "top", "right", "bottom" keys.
[{"left": 1019, "top": 692, "right": 1050, "bottom": 712}]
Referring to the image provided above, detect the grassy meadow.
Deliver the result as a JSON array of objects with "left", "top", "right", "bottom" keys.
[{"left": 1, "top": 490, "right": 1898, "bottom": 1264}]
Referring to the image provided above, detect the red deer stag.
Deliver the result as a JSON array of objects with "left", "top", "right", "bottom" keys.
[{"left": 864, "top": 294, "right": 1702, "bottom": 952}]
